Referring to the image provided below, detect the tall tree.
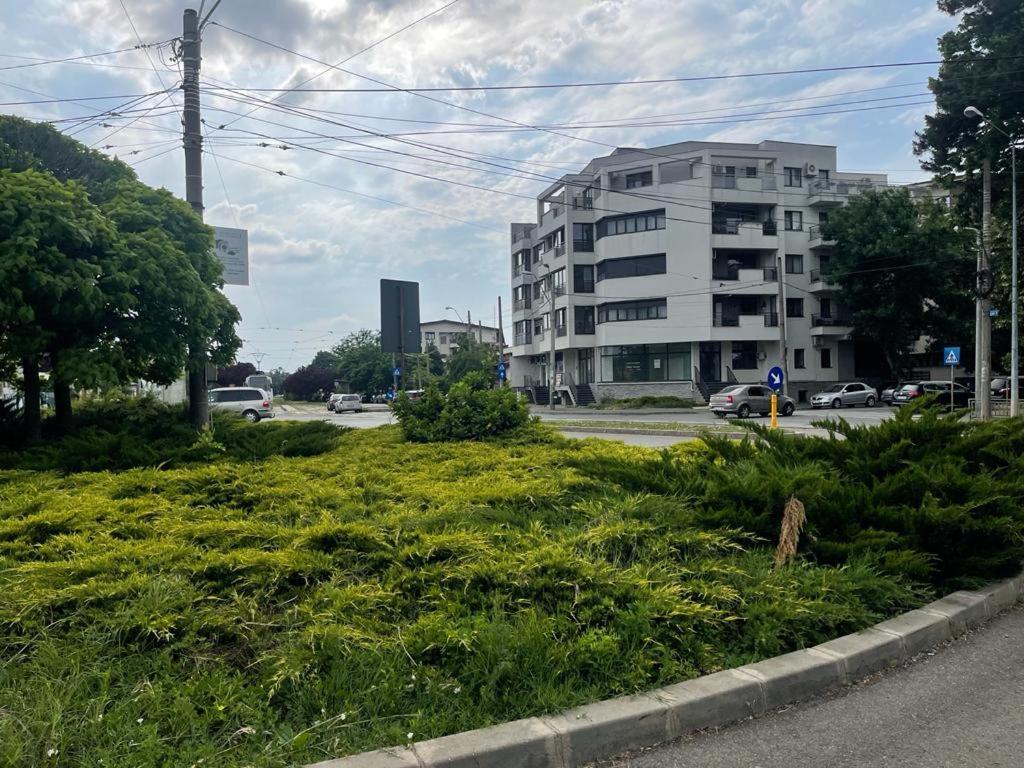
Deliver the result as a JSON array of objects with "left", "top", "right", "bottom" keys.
[
  {"left": 218, "top": 362, "right": 257, "bottom": 387},
  {"left": 330, "top": 330, "right": 392, "bottom": 394},
  {"left": 824, "top": 189, "right": 975, "bottom": 376},
  {"left": 446, "top": 334, "right": 497, "bottom": 385},
  {"left": 0, "top": 169, "right": 133, "bottom": 439},
  {"left": 282, "top": 365, "right": 335, "bottom": 401}
]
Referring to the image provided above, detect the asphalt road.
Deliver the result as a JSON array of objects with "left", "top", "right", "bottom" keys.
[{"left": 602, "top": 605, "right": 1024, "bottom": 768}]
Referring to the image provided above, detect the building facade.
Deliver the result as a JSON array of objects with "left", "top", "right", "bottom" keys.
[
  {"left": 507, "top": 140, "right": 887, "bottom": 405},
  {"left": 420, "top": 319, "right": 501, "bottom": 360}
]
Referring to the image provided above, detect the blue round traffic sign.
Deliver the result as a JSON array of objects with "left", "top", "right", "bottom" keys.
[{"left": 767, "top": 366, "right": 785, "bottom": 391}]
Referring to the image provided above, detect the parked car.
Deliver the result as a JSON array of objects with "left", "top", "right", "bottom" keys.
[
  {"left": 954, "top": 376, "right": 976, "bottom": 394},
  {"left": 810, "top": 382, "right": 878, "bottom": 409},
  {"left": 335, "top": 394, "right": 363, "bottom": 413},
  {"left": 892, "top": 381, "right": 971, "bottom": 409},
  {"left": 405, "top": 389, "right": 425, "bottom": 401},
  {"left": 990, "top": 376, "right": 1023, "bottom": 400},
  {"left": 208, "top": 387, "right": 274, "bottom": 422},
  {"left": 326, "top": 393, "right": 344, "bottom": 412},
  {"left": 709, "top": 384, "right": 796, "bottom": 419},
  {"left": 880, "top": 382, "right": 903, "bottom": 406}
]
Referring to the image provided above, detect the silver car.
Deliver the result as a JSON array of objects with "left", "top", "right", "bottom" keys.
[
  {"left": 810, "top": 382, "right": 878, "bottom": 409},
  {"left": 208, "top": 387, "right": 275, "bottom": 422},
  {"left": 709, "top": 384, "right": 796, "bottom": 419},
  {"left": 335, "top": 394, "right": 363, "bottom": 413}
]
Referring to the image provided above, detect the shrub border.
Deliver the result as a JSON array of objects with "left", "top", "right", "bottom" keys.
[{"left": 306, "top": 572, "right": 1023, "bottom": 768}]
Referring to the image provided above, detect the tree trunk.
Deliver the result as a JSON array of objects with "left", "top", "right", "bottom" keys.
[
  {"left": 187, "top": 356, "right": 209, "bottom": 430},
  {"left": 53, "top": 379, "right": 73, "bottom": 435},
  {"left": 22, "top": 355, "right": 41, "bottom": 443}
]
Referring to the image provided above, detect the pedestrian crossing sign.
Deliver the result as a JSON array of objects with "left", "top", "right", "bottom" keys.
[{"left": 943, "top": 346, "right": 960, "bottom": 366}]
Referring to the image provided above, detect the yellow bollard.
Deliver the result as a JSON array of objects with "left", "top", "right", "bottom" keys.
[{"left": 770, "top": 393, "right": 778, "bottom": 429}]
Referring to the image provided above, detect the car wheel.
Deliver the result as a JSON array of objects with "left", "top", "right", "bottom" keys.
[
  {"left": 243, "top": 409, "right": 260, "bottom": 423},
  {"left": 831, "top": 398, "right": 841, "bottom": 409},
  {"left": 865, "top": 395, "right": 876, "bottom": 407},
  {"left": 782, "top": 402, "right": 795, "bottom": 417},
  {"left": 737, "top": 404, "right": 751, "bottom": 419}
]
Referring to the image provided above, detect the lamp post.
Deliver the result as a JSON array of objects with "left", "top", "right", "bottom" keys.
[{"left": 965, "top": 106, "right": 1019, "bottom": 417}]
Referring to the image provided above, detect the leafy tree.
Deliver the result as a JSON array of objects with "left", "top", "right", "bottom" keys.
[
  {"left": 268, "top": 367, "right": 289, "bottom": 392},
  {"left": 218, "top": 362, "right": 257, "bottom": 387},
  {"left": 426, "top": 343, "right": 445, "bottom": 377},
  {"left": 282, "top": 365, "right": 335, "bottom": 401},
  {"left": 824, "top": 189, "right": 975, "bottom": 376},
  {"left": 330, "top": 330, "right": 392, "bottom": 394},
  {"left": 0, "top": 169, "right": 132, "bottom": 439},
  {"left": 311, "top": 349, "right": 341, "bottom": 375},
  {"left": 446, "top": 334, "right": 498, "bottom": 386}
]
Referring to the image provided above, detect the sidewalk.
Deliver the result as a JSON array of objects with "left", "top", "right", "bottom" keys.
[{"left": 607, "top": 605, "right": 1024, "bottom": 768}]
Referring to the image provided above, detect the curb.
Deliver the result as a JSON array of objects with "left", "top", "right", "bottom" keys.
[
  {"left": 555, "top": 425, "right": 749, "bottom": 439},
  {"left": 306, "top": 574, "right": 1023, "bottom": 768}
]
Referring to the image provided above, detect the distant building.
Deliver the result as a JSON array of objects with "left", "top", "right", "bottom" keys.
[
  {"left": 507, "top": 139, "right": 892, "bottom": 406},
  {"left": 903, "top": 175, "right": 963, "bottom": 208},
  {"left": 420, "top": 319, "right": 501, "bottom": 359}
]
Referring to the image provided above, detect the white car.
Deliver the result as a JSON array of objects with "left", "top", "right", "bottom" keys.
[
  {"left": 208, "top": 387, "right": 274, "bottom": 422},
  {"left": 335, "top": 394, "right": 363, "bottom": 413},
  {"left": 326, "top": 393, "right": 344, "bottom": 412}
]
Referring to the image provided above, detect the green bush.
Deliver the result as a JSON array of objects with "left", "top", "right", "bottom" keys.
[{"left": 392, "top": 382, "right": 530, "bottom": 442}]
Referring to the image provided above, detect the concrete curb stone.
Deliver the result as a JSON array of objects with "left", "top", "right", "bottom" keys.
[{"left": 306, "top": 574, "right": 1023, "bottom": 768}]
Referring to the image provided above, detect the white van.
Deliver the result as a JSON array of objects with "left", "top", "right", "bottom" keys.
[{"left": 208, "top": 387, "right": 275, "bottom": 422}]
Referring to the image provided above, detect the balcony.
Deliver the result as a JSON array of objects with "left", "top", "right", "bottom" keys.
[
  {"left": 711, "top": 266, "right": 778, "bottom": 295},
  {"left": 556, "top": 324, "right": 568, "bottom": 337},
  {"left": 711, "top": 311, "right": 780, "bottom": 341},
  {"left": 575, "top": 322, "right": 595, "bottom": 335},
  {"left": 811, "top": 313, "right": 853, "bottom": 337},
  {"left": 552, "top": 284, "right": 567, "bottom": 297},
  {"left": 808, "top": 268, "right": 836, "bottom": 292},
  {"left": 573, "top": 238, "right": 594, "bottom": 252},
  {"left": 711, "top": 219, "right": 778, "bottom": 250},
  {"left": 513, "top": 332, "right": 532, "bottom": 346},
  {"left": 807, "top": 178, "right": 884, "bottom": 207},
  {"left": 808, "top": 225, "right": 836, "bottom": 249},
  {"left": 512, "top": 264, "right": 533, "bottom": 278},
  {"left": 554, "top": 243, "right": 566, "bottom": 258},
  {"left": 711, "top": 173, "right": 778, "bottom": 204},
  {"left": 513, "top": 297, "right": 532, "bottom": 312}
]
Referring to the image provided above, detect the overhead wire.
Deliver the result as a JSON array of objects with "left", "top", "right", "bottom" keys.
[{"left": 0, "top": 42, "right": 169, "bottom": 72}]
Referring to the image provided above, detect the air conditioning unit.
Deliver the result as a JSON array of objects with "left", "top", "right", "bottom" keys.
[{"left": 804, "top": 162, "right": 818, "bottom": 176}]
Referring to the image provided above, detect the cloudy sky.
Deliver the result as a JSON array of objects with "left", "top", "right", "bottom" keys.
[{"left": 3, "top": 0, "right": 957, "bottom": 370}]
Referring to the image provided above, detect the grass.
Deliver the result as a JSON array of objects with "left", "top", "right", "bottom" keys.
[
  {"left": 594, "top": 396, "right": 696, "bottom": 410},
  {"left": 1, "top": 403, "right": 1023, "bottom": 767}
]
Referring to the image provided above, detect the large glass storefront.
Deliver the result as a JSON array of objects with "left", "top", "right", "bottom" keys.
[{"left": 599, "top": 343, "right": 692, "bottom": 383}]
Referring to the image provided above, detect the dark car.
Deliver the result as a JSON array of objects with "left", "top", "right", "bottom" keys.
[
  {"left": 893, "top": 381, "right": 971, "bottom": 409},
  {"left": 990, "top": 376, "right": 1022, "bottom": 400}
]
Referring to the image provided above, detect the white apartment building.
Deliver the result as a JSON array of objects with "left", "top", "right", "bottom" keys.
[
  {"left": 507, "top": 140, "right": 887, "bottom": 405},
  {"left": 420, "top": 319, "right": 501, "bottom": 360}
]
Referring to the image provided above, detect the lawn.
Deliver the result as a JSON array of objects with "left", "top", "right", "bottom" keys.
[{"left": 1, "top": 405, "right": 1022, "bottom": 767}]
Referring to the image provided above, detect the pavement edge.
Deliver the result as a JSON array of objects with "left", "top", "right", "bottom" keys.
[{"left": 306, "top": 573, "right": 1023, "bottom": 768}]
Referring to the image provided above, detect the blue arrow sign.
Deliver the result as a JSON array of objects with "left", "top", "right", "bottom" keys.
[
  {"left": 767, "top": 365, "right": 785, "bottom": 391},
  {"left": 497, "top": 362, "right": 507, "bottom": 380},
  {"left": 943, "top": 346, "right": 960, "bottom": 367}
]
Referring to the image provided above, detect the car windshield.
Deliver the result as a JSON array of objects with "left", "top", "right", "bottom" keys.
[
  {"left": 899, "top": 384, "right": 918, "bottom": 392},
  {"left": 825, "top": 384, "right": 844, "bottom": 393}
]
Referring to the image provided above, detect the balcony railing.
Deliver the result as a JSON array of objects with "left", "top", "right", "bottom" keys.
[
  {"left": 556, "top": 324, "right": 567, "bottom": 337},
  {"left": 712, "top": 220, "right": 778, "bottom": 236},
  {"left": 553, "top": 284, "right": 567, "bottom": 297},
  {"left": 554, "top": 243, "right": 566, "bottom": 257},
  {"left": 808, "top": 224, "right": 835, "bottom": 244},
  {"left": 764, "top": 311, "right": 779, "bottom": 327},
  {"left": 712, "top": 266, "right": 779, "bottom": 281},
  {"left": 534, "top": 330, "right": 546, "bottom": 341},
  {"left": 513, "top": 298, "right": 532, "bottom": 311},
  {"left": 809, "top": 268, "right": 835, "bottom": 284},
  {"left": 513, "top": 264, "right": 533, "bottom": 277},
  {"left": 575, "top": 322, "right": 595, "bottom": 335},
  {"left": 573, "top": 238, "right": 594, "bottom": 252},
  {"left": 571, "top": 195, "right": 593, "bottom": 210},
  {"left": 811, "top": 313, "right": 852, "bottom": 327},
  {"left": 713, "top": 312, "right": 779, "bottom": 328},
  {"left": 513, "top": 332, "right": 532, "bottom": 345},
  {"left": 809, "top": 178, "right": 883, "bottom": 195}
]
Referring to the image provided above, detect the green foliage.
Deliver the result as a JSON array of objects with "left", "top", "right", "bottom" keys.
[
  {"left": 445, "top": 333, "right": 498, "bottom": 386},
  {"left": 824, "top": 188, "right": 974, "bottom": 376},
  {"left": 596, "top": 396, "right": 696, "bottom": 409},
  {"left": 217, "top": 361, "right": 257, "bottom": 387},
  {"left": 0, "top": 414, "right": 1021, "bottom": 765},
  {"left": 282, "top": 365, "right": 336, "bottom": 401},
  {"left": 392, "top": 383, "right": 530, "bottom": 441},
  {"left": 329, "top": 329, "right": 392, "bottom": 395}
]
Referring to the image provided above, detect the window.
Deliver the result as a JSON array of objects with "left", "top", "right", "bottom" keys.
[
  {"left": 533, "top": 318, "right": 543, "bottom": 335},
  {"left": 575, "top": 306, "right": 595, "bottom": 334},
  {"left": 819, "top": 169, "right": 830, "bottom": 183},
  {"left": 818, "top": 211, "right": 830, "bottom": 225},
  {"left": 786, "top": 298, "right": 804, "bottom": 317},
  {"left": 424, "top": 331, "right": 435, "bottom": 342},
  {"left": 732, "top": 341, "right": 758, "bottom": 370},
  {"left": 574, "top": 264, "right": 595, "bottom": 293},
  {"left": 597, "top": 298, "right": 668, "bottom": 323},
  {"left": 794, "top": 348, "right": 806, "bottom": 369},
  {"left": 784, "top": 211, "right": 803, "bottom": 231},
  {"left": 819, "top": 297, "right": 833, "bottom": 318},
  {"left": 554, "top": 307, "right": 567, "bottom": 329},
  {"left": 745, "top": 166, "right": 758, "bottom": 178},
  {"left": 600, "top": 343, "right": 690, "bottom": 383},
  {"left": 784, "top": 167, "right": 802, "bottom": 187},
  {"left": 625, "top": 170, "right": 653, "bottom": 188},
  {"left": 596, "top": 254, "right": 666, "bottom": 281},
  {"left": 820, "top": 347, "right": 832, "bottom": 369},
  {"left": 712, "top": 165, "right": 736, "bottom": 188},
  {"left": 846, "top": 383, "right": 864, "bottom": 392},
  {"left": 573, "top": 222, "right": 594, "bottom": 251},
  {"left": 533, "top": 282, "right": 542, "bottom": 300},
  {"left": 785, "top": 254, "right": 804, "bottom": 274},
  {"left": 551, "top": 268, "right": 566, "bottom": 295},
  {"left": 439, "top": 333, "right": 448, "bottom": 344},
  {"left": 596, "top": 209, "right": 666, "bottom": 239}
]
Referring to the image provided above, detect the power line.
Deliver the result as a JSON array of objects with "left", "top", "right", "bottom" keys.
[
  {"left": 213, "top": 0, "right": 462, "bottom": 132},
  {"left": 0, "top": 42, "right": 167, "bottom": 72},
  {"left": 0, "top": 52, "right": 160, "bottom": 73}
]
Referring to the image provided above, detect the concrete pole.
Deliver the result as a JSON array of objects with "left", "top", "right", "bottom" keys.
[
  {"left": 1011, "top": 144, "right": 1019, "bottom": 417},
  {"left": 549, "top": 283, "right": 556, "bottom": 411},
  {"left": 182, "top": 7, "right": 209, "bottom": 429},
  {"left": 776, "top": 253, "right": 790, "bottom": 398},
  {"left": 980, "top": 158, "right": 992, "bottom": 420}
]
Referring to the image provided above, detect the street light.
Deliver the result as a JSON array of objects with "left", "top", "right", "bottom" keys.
[{"left": 965, "top": 105, "right": 1019, "bottom": 417}]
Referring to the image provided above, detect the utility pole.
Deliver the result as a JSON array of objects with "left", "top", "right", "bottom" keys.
[
  {"left": 979, "top": 158, "right": 993, "bottom": 420},
  {"left": 1011, "top": 142, "right": 1019, "bottom": 418},
  {"left": 182, "top": 7, "right": 208, "bottom": 429},
  {"left": 776, "top": 253, "right": 790, "bottom": 398},
  {"left": 497, "top": 294, "right": 506, "bottom": 387}
]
